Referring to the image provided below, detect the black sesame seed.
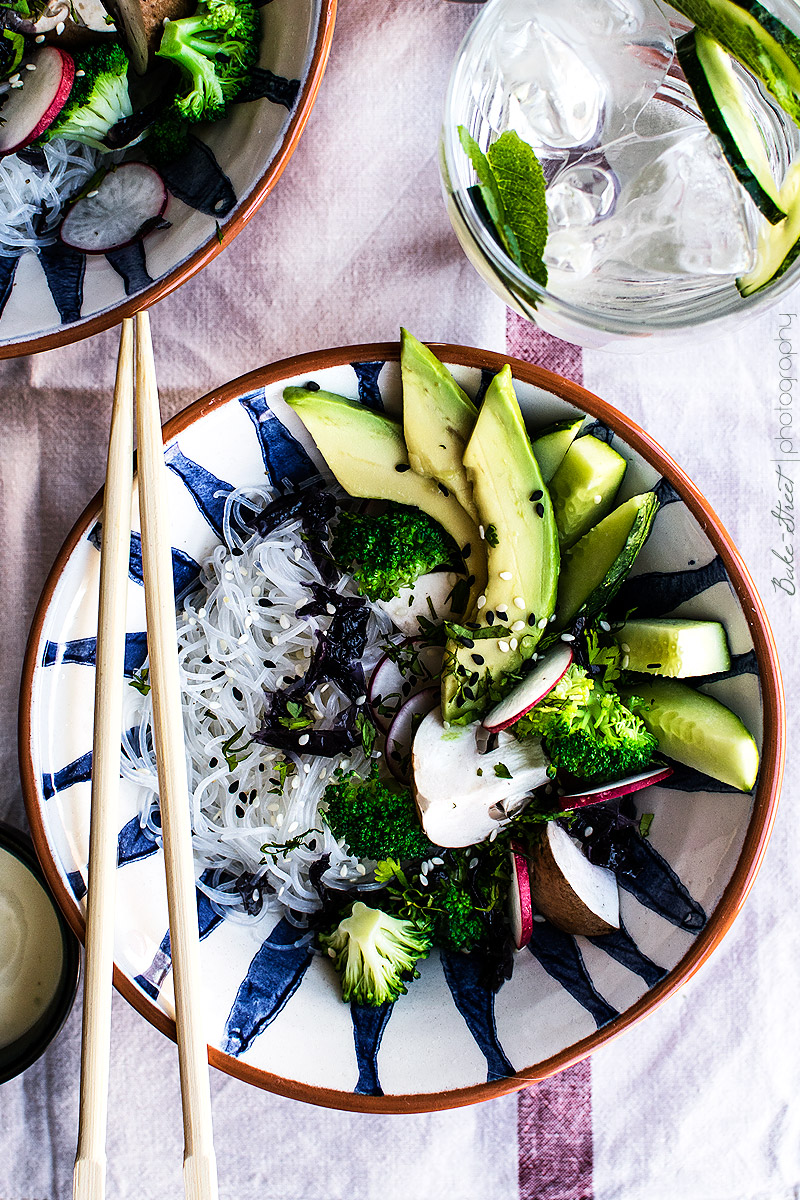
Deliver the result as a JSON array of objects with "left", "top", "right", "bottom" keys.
[
  {"left": 232, "top": 686, "right": 244, "bottom": 702},
  {"left": 486, "top": 610, "right": 495, "bottom": 625},
  {"left": 236, "top": 804, "right": 245, "bottom": 817},
  {"left": 469, "top": 671, "right": 480, "bottom": 685},
  {"left": 462, "top": 543, "right": 471, "bottom": 558},
  {"left": 232, "top": 547, "right": 244, "bottom": 557},
  {"left": 249, "top": 789, "right": 257, "bottom": 801},
  {"left": 395, "top": 463, "right": 411, "bottom": 472},
  {"left": 463, "top": 686, "right": 475, "bottom": 700},
  {"left": 209, "top": 757, "right": 219, "bottom": 768},
  {"left": 304, "top": 380, "right": 320, "bottom": 391},
  {"left": 228, "top": 781, "right": 238, "bottom": 794},
  {"left": 471, "top": 653, "right": 485, "bottom": 666},
  {"left": 263, "top": 659, "right": 275, "bottom": 668},
  {"left": 496, "top": 609, "right": 508, "bottom": 621},
  {"left": 202, "top": 654, "right": 212, "bottom": 664},
  {"left": 460, "top": 637, "right": 475, "bottom": 649},
  {"left": 535, "top": 502, "right": 545, "bottom": 518},
  {"left": 467, "top": 574, "right": 476, "bottom": 587},
  {"left": 647, "top": 663, "right": 662, "bottom": 669},
  {"left": 438, "top": 483, "right": 450, "bottom": 496},
  {"left": 530, "top": 490, "right": 543, "bottom": 501},
  {"left": 212, "top": 671, "right": 224, "bottom": 680},
  {"left": 528, "top": 613, "right": 537, "bottom": 626},
  {"left": 402, "top": 680, "right": 412, "bottom": 695},
  {"left": 283, "top": 675, "right": 294, "bottom": 685},
  {"left": 258, "top": 763, "right": 265, "bottom": 772},
  {"left": 238, "top": 792, "right": 248, "bottom": 805},
  {"left": 258, "top": 598, "right": 273, "bottom": 608}
]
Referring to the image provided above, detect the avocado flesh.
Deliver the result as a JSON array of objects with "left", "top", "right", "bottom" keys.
[
  {"left": 284, "top": 387, "right": 487, "bottom": 613},
  {"left": 441, "top": 366, "right": 559, "bottom": 722},
  {"left": 401, "top": 329, "right": 479, "bottom": 520}
]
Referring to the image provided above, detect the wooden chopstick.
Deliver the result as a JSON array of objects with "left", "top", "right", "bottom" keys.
[
  {"left": 134, "top": 310, "right": 219, "bottom": 1200},
  {"left": 74, "top": 319, "right": 135, "bottom": 1200}
]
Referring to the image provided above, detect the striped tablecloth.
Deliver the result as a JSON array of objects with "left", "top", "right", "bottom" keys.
[{"left": 1, "top": 2, "right": 798, "bottom": 1197}]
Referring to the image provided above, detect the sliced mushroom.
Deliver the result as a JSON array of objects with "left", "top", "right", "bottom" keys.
[{"left": 528, "top": 821, "right": 619, "bottom": 936}]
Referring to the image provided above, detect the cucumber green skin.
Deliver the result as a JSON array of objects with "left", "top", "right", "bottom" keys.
[
  {"left": 532, "top": 418, "right": 584, "bottom": 483},
  {"left": 556, "top": 491, "right": 660, "bottom": 627},
  {"left": 669, "top": 0, "right": 800, "bottom": 125},
  {"left": 732, "top": 0, "right": 800, "bottom": 66},
  {"left": 737, "top": 160, "right": 800, "bottom": 293},
  {"left": 621, "top": 677, "right": 759, "bottom": 791},
  {"left": 676, "top": 30, "right": 785, "bottom": 224}
]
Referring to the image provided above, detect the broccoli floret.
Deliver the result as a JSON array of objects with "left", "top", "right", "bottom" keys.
[
  {"left": 322, "top": 763, "right": 436, "bottom": 862},
  {"left": 332, "top": 503, "right": 460, "bottom": 602},
  {"left": 145, "top": 105, "right": 190, "bottom": 166},
  {"left": 514, "top": 665, "right": 657, "bottom": 783},
  {"left": 430, "top": 877, "right": 486, "bottom": 952},
  {"left": 42, "top": 44, "right": 132, "bottom": 150},
  {"left": 320, "top": 901, "right": 432, "bottom": 1005},
  {"left": 156, "top": 0, "right": 258, "bottom": 124}
]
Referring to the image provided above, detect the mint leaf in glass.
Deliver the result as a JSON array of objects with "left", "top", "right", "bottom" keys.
[
  {"left": 487, "top": 131, "right": 548, "bottom": 288},
  {"left": 458, "top": 125, "right": 521, "bottom": 264}
]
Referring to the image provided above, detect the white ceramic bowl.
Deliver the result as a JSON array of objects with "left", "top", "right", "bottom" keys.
[
  {"left": 0, "top": 0, "right": 335, "bottom": 357},
  {"left": 19, "top": 342, "right": 784, "bottom": 1111}
]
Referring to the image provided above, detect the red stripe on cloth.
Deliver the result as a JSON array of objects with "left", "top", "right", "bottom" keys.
[
  {"left": 517, "top": 1061, "right": 593, "bottom": 1200},
  {"left": 505, "top": 310, "right": 583, "bottom": 387},
  {"left": 506, "top": 309, "right": 593, "bottom": 1200}
]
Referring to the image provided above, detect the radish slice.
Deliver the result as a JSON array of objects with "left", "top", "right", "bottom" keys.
[
  {"left": 509, "top": 843, "right": 534, "bottom": 950},
  {"left": 60, "top": 162, "right": 167, "bottom": 253},
  {"left": 367, "top": 639, "right": 444, "bottom": 733},
  {"left": 0, "top": 48, "right": 75, "bottom": 156},
  {"left": 385, "top": 686, "right": 439, "bottom": 783},
  {"left": 482, "top": 644, "right": 574, "bottom": 733},
  {"left": 560, "top": 765, "right": 673, "bottom": 809},
  {"left": 529, "top": 821, "right": 620, "bottom": 936}
]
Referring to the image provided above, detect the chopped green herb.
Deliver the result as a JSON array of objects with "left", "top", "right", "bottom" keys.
[
  {"left": 484, "top": 523, "right": 499, "bottom": 547},
  {"left": 494, "top": 762, "right": 513, "bottom": 780},
  {"left": 268, "top": 757, "right": 296, "bottom": 795},
  {"left": 129, "top": 668, "right": 151, "bottom": 696},
  {"left": 639, "top": 812, "right": 655, "bottom": 838},
  {"left": 220, "top": 726, "right": 253, "bottom": 772}
]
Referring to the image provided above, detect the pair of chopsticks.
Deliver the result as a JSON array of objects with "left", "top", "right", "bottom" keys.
[{"left": 73, "top": 313, "right": 219, "bottom": 1200}]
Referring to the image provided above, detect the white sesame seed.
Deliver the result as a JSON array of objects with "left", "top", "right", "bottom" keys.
[
  {"left": 621, "top": 643, "right": 630, "bottom": 653},
  {"left": 498, "top": 640, "right": 510, "bottom": 653},
  {"left": 339, "top": 865, "right": 348, "bottom": 877},
  {"left": 303, "top": 764, "right": 310, "bottom": 774},
  {"left": 35, "top": 33, "right": 45, "bottom": 42},
  {"left": 291, "top": 776, "right": 301, "bottom": 789},
  {"left": 294, "top": 546, "right": 303, "bottom": 560},
  {"left": 75, "top": 68, "right": 85, "bottom": 76},
  {"left": 479, "top": 525, "right": 485, "bottom": 539},
  {"left": 421, "top": 862, "right": 429, "bottom": 875},
  {"left": 251, "top": 586, "right": 261, "bottom": 597},
  {"left": 224, "top": 668, "right": 234, "bottom": 679},
  {"left": 279, "top": 614, "right": 291, "bottom": 629},
  {"left": 469, "top": 858, "right": 479, "bottom": 869},
  {"left": 271, "top": 635, "right": 280, "bottom": 645},
  {"left": 594, "top": 494, "right": 603, "bottom": 504},
  {"left": 275, "top": 812, "right": 284, "bottom": 827},
  {"left": 237, "top": 633, "right": 248, "bottom": 645},
  {"left": 584, "top": 827, "right": 594, "bottom": 837},
  {"left": 287, "top": 821, "right": 299, "bottom": 834},
  {"left": 622, "top": 655, "right": 630, "bottom": 668},
  {"left": 355, "top": 694, "right": 367, "bottom": 706},
  {"left": 326, "top": 603, "right": 336, "bottom": 615},
  {"left": 267, "top": 802, "right": 279, "bottom": 812},
  {"left": 513, "top": 596, "right": 525, "bottom": 608},
  {"left": 341, "top": 759, "right": 351, "bottom": 770},
  {"left": 600, "top": 620, "right": 611, "bottom": 632},
  {"left": 319, "top": 768, "right": 327, "bottom": 779},
  {"left": 499, "top": 571, "right": 512, "bottom": 581},
  {"left": 26, "top": 61, "right": 37, "bottom": 70},
  {"left": 561, "top": 633, "right": 575, "bottom": 642},
  {"left": 419, "top": 875, "right": 428, "bottom": 887},
  {"left": 432, "top": 857, "right": 444, "bottom": 866},
  {"left": 8, "top": 73, "right": 19, "bottom": 83},
  {"left": 11, "top": 81, "right": 22, "bottom": 87},
  {"left": 442, "top": 721, "right": 451, "bottom": 730},
  {"left": 489, "top": 829, "right": 498, "bottom": 842},
  {"left": 244, "top": 616, "right": 253, "bottom": 627},
  {"left": 533, "top": 913, "right": 546, "bottom": 923},
  {"left": 476, "top": 595, "right": 486, "bottom": 609},
  {"left": 537, "top": 617, "right": 548, "bottom": 629},
  {"left": 509, "top": 638, "right": 518, "bottom": 651},
  {"left": 511, "top": 620, "right": 525, "bottom": 632},
  {"left": 549, "top": 613, "right": 557, "bottom": 622},
  {"left": 245, "top": 654, "right": 254, "bottom": 666},
  {"left": 372, "top": 749, "right": 382, "bottom": 759},
  {"left": 298, "top": 734, "right": 310, "bottom": 746},
  {"left": 327, "top": 946, "right": 336, "bottom": 957},
  {"left": 188, "top": 617, "right": 197, "bottom": 626},
  {"left": 86, "top": 189, "right": 99, "bottom": 198},
  {"left": 198, "top": 607, "right": 206, "bottom": 618}
]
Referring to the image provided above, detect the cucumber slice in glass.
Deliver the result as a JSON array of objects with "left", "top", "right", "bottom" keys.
[
  {"left": 738, "top": 161, "right": 800, "bottom": 293},
  {"left": 677, "top": 29, "right": 785, "bottom": 223}
]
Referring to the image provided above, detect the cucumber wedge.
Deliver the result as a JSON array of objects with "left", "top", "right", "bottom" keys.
[
  {"left": 669, "top": 0, "right": 800, "bottom": 126},
  {"left": 622, "top": 677, "right": 759, "bottom": 791},
  {"left": 548, "top": 434, "right": 627, "bottom": 550},
  {"left": 677, "top": 29, "right": 785, "bottom": 223},
  {"left": 737, "top": 161, "right": 800, "bottom": 293},
  {"left": 556, "top": 492, "right": 659, "bottom": 627},
  {"left": 531, "top": 418, "right": 584, "bottom": 483},
  {"left": 615, "top": 618, "right": 731, "bottom": 677}
]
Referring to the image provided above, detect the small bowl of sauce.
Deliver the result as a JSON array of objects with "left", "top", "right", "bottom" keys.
[{"left": 0, "top": 820, "right": 80, "bottom": 1084}]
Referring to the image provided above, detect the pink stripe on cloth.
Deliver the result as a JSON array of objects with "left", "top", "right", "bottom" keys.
[
  {"left": 505, "top": 309, "right": 592, "bottom": 1200},
  {"left": 506, "top": 310, "right": 583, "bottom": 386}
]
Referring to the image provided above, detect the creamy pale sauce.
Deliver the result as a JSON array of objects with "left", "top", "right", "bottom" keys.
[{"left": 0, "top": 847, "right": 64, "bottom": 1049}]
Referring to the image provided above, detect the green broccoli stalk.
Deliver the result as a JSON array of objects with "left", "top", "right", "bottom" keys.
[
  {"left": 514, "top": 664, "right": 657, "bottom": 783},
  {"left": 322, "top": 763, "right": 436, "bottom": 862},
  {"left": 332, "top": 502, "right": 460, "bottom": 602},
  {"left": 156, "top": 0, "right": 258, "bottom": 124},
  {"left": 41, "top": 44, "right": 132, "bottom": 150},
  {"left": 320, "top": 901, "right": 432, "bottom": 1005}
]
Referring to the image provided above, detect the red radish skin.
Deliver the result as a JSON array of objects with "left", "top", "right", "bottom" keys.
[
  {"left": 0, "top": 48, "right": 75, "bottom": 156},
  {"left": 367, "top": 639, "right": 444, "bottom": 733},
  {"left": 385, "top": 686, "right": 439, "bottom": 784},
  {"left": 509, "top": 843, "right": 534, "bottom": 950},
  {"left": 560, "top": 765, "right": 674, "bottom": 810},
  {"left": 482, "top": 643, "right": 574, "bottom": 733}
]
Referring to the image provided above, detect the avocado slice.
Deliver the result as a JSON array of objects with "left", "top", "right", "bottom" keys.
[
  {"left": 401, "top": 329, "right": 479, "bottom": 519},
  {"left": 441, "top": 367, "right": 559, "bottom": 721},
  {"left": 284, "top": 386, "right": 487, "bottom": 612}
]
